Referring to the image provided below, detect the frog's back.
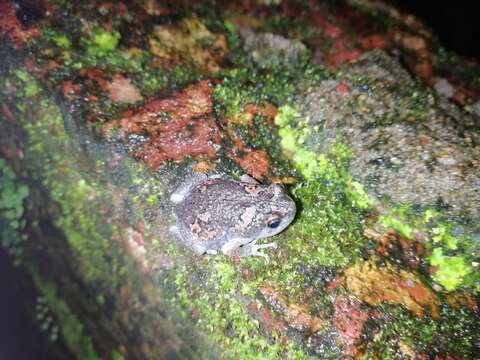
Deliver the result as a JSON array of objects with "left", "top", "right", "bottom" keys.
[{"left": 173, "top": 179, "right": 256, "bottom": 242}]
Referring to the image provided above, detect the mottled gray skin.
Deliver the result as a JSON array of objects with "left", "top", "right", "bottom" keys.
[{"left": 169, "top": 173, "right": 296, "bottom": 260}]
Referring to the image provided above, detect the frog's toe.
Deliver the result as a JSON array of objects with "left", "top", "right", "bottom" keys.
[{"left": 250, "top": 242, "right": 277, "bottom": 263}]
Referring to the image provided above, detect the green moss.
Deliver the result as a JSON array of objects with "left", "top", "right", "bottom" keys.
[
  {"left": 426, "top": 220, "right": 478, "bottom": 292},
  {"left": 376, "top": 203, "right": 479, "bottom": 293},
  {"left": 287, "top": 177, "right": 366, "bottom": 268},
  {"left": 274, "top": 104, "right": 375, "bottom": 211},
  {"left": 366, "top": 304, "right": 478, "bottom": 358},
  {"left": 174, "top": 259, "right": 313, "bottom": 359},
  {"left": 33, "top": 274, "right": 101, "bottom": 360},
  {"left": 214, "top": 59, "right": 327, "bottom": 118},
  {"left": 14, "top": 70, "right": 122, "bottom": 286},
  {"left": 429, "top": 248, "right": 472, "bottom": 291},
  {"left": 90, "top": 29, "right": 121, "bottom": 53},
  {"left": 15, "top": 70, "right": 40, "bottom": 97},
  {"left": 214, "top": 68, "right": 290, "bottom": 116},
  {"left": 110, "top": 350, "right": 124, "bottom": 360},
  {"left": 41, "top": 28, "right": 72, "bottom": 50},
  {"left": 379, "top": 214, "right": 413, "bottom": 239},
  {"left": 0, "top": 158, "right": 30, "bottom": 264},
  {"left": 347, "top": 180, "right": 373, "bottom": 210}
]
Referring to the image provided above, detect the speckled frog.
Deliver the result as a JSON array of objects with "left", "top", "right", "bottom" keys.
[{"left": 169, "top": 173, "right": 296, "bottom": 260}]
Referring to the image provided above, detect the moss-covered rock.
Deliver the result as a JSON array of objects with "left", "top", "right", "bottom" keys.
[{"left": 1, "top": 0, "right": 479, "bottom": 359}]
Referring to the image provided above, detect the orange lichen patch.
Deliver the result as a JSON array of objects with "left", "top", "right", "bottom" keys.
[
  {"left": 24, "top": 57, "right": 60, "bottom": 82},
  {"left": 102, "top": 80, "right": 222, "bottom": 170},
  {"left": 247, "top": 302, "right": 288, "bottom": 342},
  {"left": 453, "top": 85, "right": 475, "bottom": 106},
  {"left": 61, "top": 68, "right": 115, "bottom": 103},
  {"left": 244, "top": 102, "right": 277, "bottom": 121},
  {"left": 229, "top": 102, "right": 277, "bottom": 127},
  {"left": 446, "top": 293, "right": 478, "bottom": 312},
  {"left": 328, "top": 40, "right": 362, "bottom": 68},
  {"left": 193, "top": 159, "right": 217, "bottom": 174},
  {"left": 361, "top": 34, "right": 389, "bottom": 50},
  {"left": 415, "top": 61, "right": 434, "bottom": 82},
  {"left": 225, "top": 102, "right": 277, "bottom": 179},
  {"left": 343, "top": 257, "right": 440, "bottom": 318},
  {"left": 309, "top": 5, "right": 362, "bottom": 68},
  {"left": 107, "top": 74, "right": 143, "bottom": 104},
  {"left": 311, "top": 10, "right": 342, "bottom": 39},
  {"left": 0, "top": 0, "right": 41, "bottom": 47},
  {"left": 236, "top": 150, "right": 270, "bottom": 180},
  {"left": 335, "top": 82, "right": 350, "bottom": 96},
  {"left": 149, "top": 17, "right": 228, "bottom": 73},
  {"left": 367, "top": 228, "right": 425, "bottom": 270},
  {"left": 79, "top": 68, "right": 110, "bottom": 92},
  {"left": 259, "top": 283, "right": 325, "bottom": 334},
  {"left": 332, "top": 295, "right": 369, "bottom": 357},
  {"left": 60, "top": 68, "right": 113, "bottom": 103},
  {"left": 62, "top": 81, "right": 82, "bottom": 102}
]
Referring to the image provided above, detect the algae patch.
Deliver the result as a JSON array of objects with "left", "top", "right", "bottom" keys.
[
  {"left": 0, "top": 158, "right": 30, "bottom": 264},
  {"left": 33, "top": 274, "right": 101, "bottom": 360},
  {"left": 174, "top": 258, "right": 313, "bottom": 360},
  {"left": 13, "top": 70, "right": 124, "bottom": 286}
]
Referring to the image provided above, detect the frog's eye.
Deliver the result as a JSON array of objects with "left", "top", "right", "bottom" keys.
[{"left": 267, "top": 217, "right": 281, "bottom": 229}]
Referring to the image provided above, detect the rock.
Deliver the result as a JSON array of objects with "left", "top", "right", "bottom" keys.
[
  {"left": 240, "top": 29, "right": 308, "bottom": 69},
  {"left": 433, "top": 78, "right": 454, "bottom": 98},
  {"left": 472, "top": 100, "right": 480, "bottom": 117},
  {"left": 300, "top": 50, "right": 480, "bottom": 220}
]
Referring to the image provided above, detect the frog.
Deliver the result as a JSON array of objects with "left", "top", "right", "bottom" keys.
[{"left": 169, "top": 173, "right": 296, "bottom": 261}]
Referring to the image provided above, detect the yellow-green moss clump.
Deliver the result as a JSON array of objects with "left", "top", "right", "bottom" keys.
[
  {"left": 0, "top": 158, "right": 30, "bottom": 264},
  {"left": 274, "top": 104, "right": 372, "bottom": 267},
  {"left": 13, "top": 70, "right": 124, "bottom": 287},
  {"left": 174, "top": 258, "right": 313, "bottom": 360},
  {"left": 275, "top": 103, "right": 479, "bottom": 294},
  {"left": 33, "top": 275, "right": 101, "bottom": 360}
]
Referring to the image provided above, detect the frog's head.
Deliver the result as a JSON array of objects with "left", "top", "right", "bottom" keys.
[{"left": 255, "top": 184, "right": 296, "bottom": 239}]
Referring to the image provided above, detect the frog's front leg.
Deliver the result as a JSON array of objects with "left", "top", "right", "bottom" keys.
[
  {"left": 243, "top": 240, "right": 277, "bottom": 262},
  {"left": 222, "top": 238, "right": 277, "bottom": 262}
]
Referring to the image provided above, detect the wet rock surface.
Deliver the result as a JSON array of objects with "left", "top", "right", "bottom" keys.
[
  {"left": 1, "top": 0, "right": 479, "bottom": 359},
  {"left": 241, "top": 29, "right": 308, "bottom": 69},
  {"left": 302, "top": 50, "right": 480, "bottom": 220}
]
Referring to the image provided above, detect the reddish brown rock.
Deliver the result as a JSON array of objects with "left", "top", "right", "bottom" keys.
[
  {"left": 371, "top": 229, "right": 425, "bottom": 270},
  {"left": 103, "top": 80, "right": 222, "bottom": 170},
  {"left": 332, "top": 295, "right": 369, "bottom": 357},
  {"left": 259, "top": 283, "right": 325, "bottom": 335},
  {"left": 0, "top": 0, "right": 41, "bottom": 47},
  {"left": 236, "top": 150, "right": 270, "bottom": 180},
  {"left": 107, "top": 74, "right": 143, "bottom": 104},
  {"left": 342, "top": 257, "right": 440, "bottom": 318},
  {"left": 247, "top": 302, "right": 288, "bottom": 342},
  {"left": 62, "top": 81, "right": 82, "bottom": 102}
]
